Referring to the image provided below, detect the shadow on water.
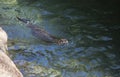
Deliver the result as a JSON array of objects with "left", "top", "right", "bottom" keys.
[{"left": 0, "top": 0, "right": 120, "bottom": 77}]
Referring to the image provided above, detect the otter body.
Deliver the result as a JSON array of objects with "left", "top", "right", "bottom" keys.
[
  {"left": 17, "top": 17, "right": 68, "bottom": 45},
  {"left": 27, "top": 23, "right": 56, "bottom": 43}
]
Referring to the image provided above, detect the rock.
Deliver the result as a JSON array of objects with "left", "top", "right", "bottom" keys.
[
  {"left": 0, "top": 27, "right": 8, "bottom": 53},
  {"left": 0, "top": 27, "right": 23, "bottom": 77}
]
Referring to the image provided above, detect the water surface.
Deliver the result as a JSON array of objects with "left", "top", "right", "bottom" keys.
[{"left": 0, "top": 0, "right": 120, "bottom": 77}]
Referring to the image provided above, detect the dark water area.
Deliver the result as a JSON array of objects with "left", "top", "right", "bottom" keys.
[{"left": 0, "top": 0, "right": 120, "bottom": 77}]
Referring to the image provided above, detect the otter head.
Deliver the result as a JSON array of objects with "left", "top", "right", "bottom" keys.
[{"left": 57, "top": 39, "right": 68, "bottom": 45}]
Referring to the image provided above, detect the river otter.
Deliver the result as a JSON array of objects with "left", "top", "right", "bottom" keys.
[
  {"left": 0, "top": 27, "right": 23, "bottom": 77},
  {"left": 17, "top": 17, "right": 68, "bottom": 45}
]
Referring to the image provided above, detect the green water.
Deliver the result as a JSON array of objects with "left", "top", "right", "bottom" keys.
[{"left": 0, "top": 0, "right": 120, "bottom": 77}]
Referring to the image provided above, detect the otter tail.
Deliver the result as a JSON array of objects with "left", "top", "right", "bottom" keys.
[{"left": 16, "top": 16, "right": 30, "bottom": 24}]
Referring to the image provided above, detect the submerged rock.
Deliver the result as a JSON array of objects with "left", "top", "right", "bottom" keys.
[{"left": 15, "top": 60, "right": 62, "bottom": 77}]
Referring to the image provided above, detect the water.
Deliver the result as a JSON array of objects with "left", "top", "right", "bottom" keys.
[{"left": 0, "top": 0, "right": 120, "bottom": 77}]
